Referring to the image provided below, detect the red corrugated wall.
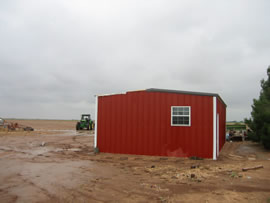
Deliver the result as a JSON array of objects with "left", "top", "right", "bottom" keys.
[
  {"left": 97, "top": 90, "right": 217, "bottom": 158},
  {"left": 217, "top": 98, "right": 226, "bottom": 153}
]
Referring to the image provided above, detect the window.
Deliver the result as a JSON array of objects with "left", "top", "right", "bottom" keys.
[{"left": 171, "top": 106, "right": 191, "bottom": 126}]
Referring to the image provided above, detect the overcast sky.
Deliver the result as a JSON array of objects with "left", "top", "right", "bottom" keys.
[{"left": 0, "top": 0, "right": 269, "bottom": 121}]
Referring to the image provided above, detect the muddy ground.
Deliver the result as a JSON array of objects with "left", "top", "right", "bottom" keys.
[{"left": 0, "top": 120, "right": 270, "bottom": 203}]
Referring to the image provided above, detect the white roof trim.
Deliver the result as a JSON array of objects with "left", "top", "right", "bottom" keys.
[{"left": 95, "top": 89, "right": 145, "bottom": 97}]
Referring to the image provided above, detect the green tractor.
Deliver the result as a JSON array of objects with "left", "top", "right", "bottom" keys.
[{"left": 76, "top": 114, "right": 94, "bottom": 130}]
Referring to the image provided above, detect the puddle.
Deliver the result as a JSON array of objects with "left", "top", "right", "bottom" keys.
[
  {"left": 0, "top": 146, "right": 51, "bottom": 157},
  {"left": 54, "top": 148, "right": 64, "bottom": 152},
  {"left": 35, "top": 129, "right": 94, "bottom": 137},
  {"left": 237, "top": 144, "right": 269, "bottom": 160},
  {"left": 67, "top": 148, "right": 82, "bottom": 152}
]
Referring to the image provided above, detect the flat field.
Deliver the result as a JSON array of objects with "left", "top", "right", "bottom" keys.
[{"left": 0, "top": 120, "right": 270, "bottom": 202}]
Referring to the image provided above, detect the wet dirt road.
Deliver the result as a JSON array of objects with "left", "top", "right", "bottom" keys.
[{"left": 0, "top": 120, "right": 270, "bottom": 202}]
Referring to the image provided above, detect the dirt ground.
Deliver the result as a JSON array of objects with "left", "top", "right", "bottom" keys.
[{"left": 0, "top": 120, "right": 270, "bottom": 203}]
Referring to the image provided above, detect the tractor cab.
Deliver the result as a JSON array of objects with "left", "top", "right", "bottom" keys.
[{"left": 81, "top": 114, "right": 91, "bottom": 121}]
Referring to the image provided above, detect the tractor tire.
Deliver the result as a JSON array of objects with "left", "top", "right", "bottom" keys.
[
  {"left": 76, "top": 123, "right": 80, "bottom": 131},
  {"left": 89, "top": 123, "right": 92, "bottom": 130}
]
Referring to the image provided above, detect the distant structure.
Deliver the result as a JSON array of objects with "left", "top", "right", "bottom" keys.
[
  {"left": 226, "top": 122, "right": 248, "bottom": 131},
  {"left": 94, "top": 88, "right": 226, "bottom": 160}
]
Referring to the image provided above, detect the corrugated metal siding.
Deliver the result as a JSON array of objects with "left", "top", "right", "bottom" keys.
[
  {"left": 97, "top": 91, "right": 214, "bottom": 158},
  {"left": 217, "top": 98, "right": 226, "bottom": 152}
]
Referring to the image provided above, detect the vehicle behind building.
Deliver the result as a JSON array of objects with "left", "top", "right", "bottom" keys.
[{"left": 76, "top": 114, "right": 94, "bottom": 130}]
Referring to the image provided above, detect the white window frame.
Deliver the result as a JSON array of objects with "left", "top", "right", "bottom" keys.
[{"left": 171, "top": 106, "right": 191, "bottom": 126}]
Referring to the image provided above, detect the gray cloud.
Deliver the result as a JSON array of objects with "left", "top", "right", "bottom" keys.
[{"left": 0, "top": 0, "right": 269, "bottom": 120}]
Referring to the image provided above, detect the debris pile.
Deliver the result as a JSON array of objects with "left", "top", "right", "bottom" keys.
[{"left": 0, "top": 118, "right": 34, "bottom": 132}]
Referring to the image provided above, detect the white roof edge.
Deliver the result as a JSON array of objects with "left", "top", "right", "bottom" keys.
[
  {"left": 95, "top": 92, "right": 126, "bottom": 97},
  {"left": 94, "top": 89, "right": 146, "bottom": 97}
]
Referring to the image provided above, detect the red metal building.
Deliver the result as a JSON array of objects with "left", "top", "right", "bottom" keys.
[{"left": 94, "top": 88, "right": 226, "bottom": 159}]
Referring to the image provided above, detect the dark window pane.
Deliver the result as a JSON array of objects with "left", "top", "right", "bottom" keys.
[
  {"left": 172, "top": 116, "right": 189, "bottom": 125},
  {"left": 183, "top": 117, "right": 189, "bottom": 121},
  {"left": 172, "top": 117, "right": 178, "bottom": 124},
  {"left": 184, "top": 107, "right": 189, "bottom": 111},
  {"left": 184, "top": 121, "right": 189, "bottom": 125}
]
